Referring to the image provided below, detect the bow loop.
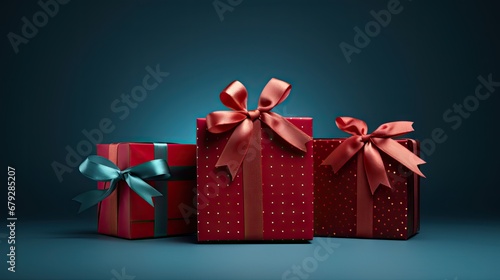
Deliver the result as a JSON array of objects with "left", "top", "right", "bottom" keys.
[
  {"left": 335, "top": 117, "right": 368, "bottom": 136},
  {"left": 220, "top": 81, "right": 248, "bottom": 111},
  {"left": 257, "top": 78, "right": 292, "bottom": 111}
]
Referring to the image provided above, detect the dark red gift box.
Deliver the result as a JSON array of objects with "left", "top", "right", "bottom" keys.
[
  {"left": 314, "top": 117, "right": 425, "bottom": 240},
  {"left": 196, "top": 78, "right": 314, "bottom": 242},
  {"left": 95, "top": 143, "right": 197, "bottom": 239}
]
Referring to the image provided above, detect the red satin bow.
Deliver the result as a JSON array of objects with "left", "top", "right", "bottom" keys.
[
  {"left": 206, "top": 78, "right": 312, "bottom": 179},
  {"left": 321, "top": 117, "right": 426, "bottom": 195}
]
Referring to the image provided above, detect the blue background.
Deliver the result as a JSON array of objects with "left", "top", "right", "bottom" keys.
[{"left": 1, "top": 0, "right": 499, "bottom": 279}]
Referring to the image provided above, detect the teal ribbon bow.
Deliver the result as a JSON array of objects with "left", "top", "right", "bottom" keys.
[{"left": 73, "top": 155, "right": 170, "bottom": 213}]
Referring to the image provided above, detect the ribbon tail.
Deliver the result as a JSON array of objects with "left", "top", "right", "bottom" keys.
[
  {"left": 363, "top": 142, "right": 391, "bottom": 195},
  {"left": 321, "top": 136, "right": 364, "bottom": 172},
  {"left": 73, "top": 179, "right": 118, "bottom": 213},
  {"left": 372, "top": 138, "right": 426, "bottom": 177},
  {"left": 215, "top": 119, "right": 254, "bottom": 180},
  {"left": 125, "top": 175, "right": 163, "bottom": 207},
  {"left": 260, "top": 112, "right": 311, "bottom": 152}
]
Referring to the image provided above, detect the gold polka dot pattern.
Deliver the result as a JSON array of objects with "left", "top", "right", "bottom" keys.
[
  {"left": 197, "top": 118, "right": 314, "bottom": 242},
  {"left": 313, "top": 139, "right": 420, "bottom": 240}
]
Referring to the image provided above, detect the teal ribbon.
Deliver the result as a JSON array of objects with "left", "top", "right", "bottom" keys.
[{"left": 73, "top": 155, "right": 170, "bottom": 213}]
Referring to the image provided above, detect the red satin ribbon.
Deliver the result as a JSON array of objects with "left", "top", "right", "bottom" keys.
[
  {"left": 206, "top": 78, "right": 312, "bottom": 179},
  {"left": 321, "top": 117, "right": 425, "bottom": 238},
  {"left": 321, "top": 117, "right": 426, "bottom": 195}
]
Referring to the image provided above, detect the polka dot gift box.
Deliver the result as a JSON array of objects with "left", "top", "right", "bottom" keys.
[
  {"left": 196, "top": 78, "right": 314, "bottom": 242},
  {"left": 314, "top": 117, "right": 426, "bottom": 240}
]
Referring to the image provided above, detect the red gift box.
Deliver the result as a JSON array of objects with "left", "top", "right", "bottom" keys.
[
  {"left": 196, "top": 78, "right": 314, "bottom": 242},
  {"left": 314, "top": 117, "right": 425, "bottom": 240},
  {"left": 88, "top": 143, "right": 196, "bottom": 239}
]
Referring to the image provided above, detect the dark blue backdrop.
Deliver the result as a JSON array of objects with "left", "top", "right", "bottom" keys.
[
  {"left": 3, "top": 0, "right": 499, "bottom": 221},
  {"left": 1, "top": 1, "right": 500, "bottom": 279}
]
